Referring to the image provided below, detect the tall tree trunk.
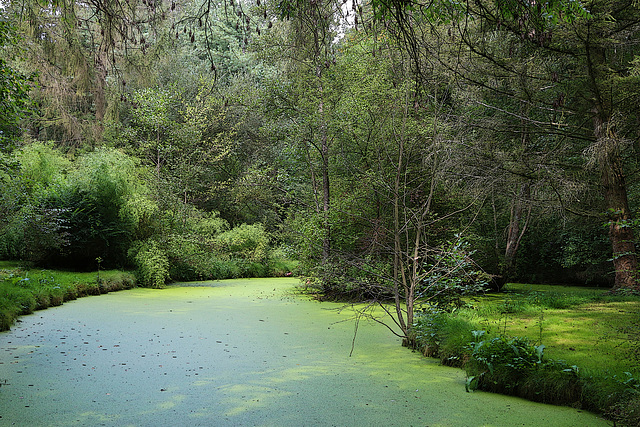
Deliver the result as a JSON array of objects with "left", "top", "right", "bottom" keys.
[
  {"left": 94, "top": 53, "right": 107, "bottom": 142},
  {"left": 319, "top": 77, "right": 331, "bottom": 264},
  {"left": 594, "top": 118, "right": 638, "bottom": 289},
  {"left": 588, "top": 41, "right": 639, "bottom": 290},
  {"left": 503, "top": 183, "right": 531, "bottom": 280}
]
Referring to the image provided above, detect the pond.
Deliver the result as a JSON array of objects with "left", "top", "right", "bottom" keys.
[{"left": 0, "top": 278, "right": 609, "bottom": 426}]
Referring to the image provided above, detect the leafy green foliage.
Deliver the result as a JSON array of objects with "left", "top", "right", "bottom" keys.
[
  {"left": 131, "top": 240, "right": 170, "bottom": 288},
  {"left": 215, "top": 223, "right": 270, "bottom": 263},
  {"left": 0, "top": 144, "right": 153, "bottom": 268},
  {"left": 113, "top": 84, "right": 234, "bottom": 211},
  {"left": 421, "top": 236, "right": 490, "bottom": 311},
  {"left": 413, "top": 307, "right": 479, "bottom": 366},
  {"left": 466, "top": 335, "right": 545, "bottom": 393},
  {"left": 0, "top": 18, "right": 35, "bottom": 148}
]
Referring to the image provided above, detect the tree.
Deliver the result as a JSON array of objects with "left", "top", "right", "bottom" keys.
[
  {"left": 8, "top": 0, "right": 164, "bottom": 145},
  {"left": 278, "top": 28, "right": 489, "bottom": 339},
  {"left": 259, "top": 0, "right": 346, "bottom": 268},
  {"left": 371, "top": 0, "right": 640, "bottom": 289},
  {"left": 0, "top": 16, "right": 34, "bottom": 149},
  {"left": 112, "top": 84, "right": 233, "bottom": 220}
]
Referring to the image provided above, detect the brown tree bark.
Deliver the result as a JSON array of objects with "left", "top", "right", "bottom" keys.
[
  {"left": 588, "top": 40, "right": 639, "bottom": 290},
  {"left": 595, "top": 119, "right": 639, "bottom": 289}
]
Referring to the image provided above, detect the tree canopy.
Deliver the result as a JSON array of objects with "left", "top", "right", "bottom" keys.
[{"left": 1, "top": 0, "right": 639, "bottom": 300}]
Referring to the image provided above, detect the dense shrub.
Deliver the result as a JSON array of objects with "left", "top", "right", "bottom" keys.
[
  {"left": 130, "top": 240, "right": 170, "bottom": 288},
  {"left": 52, "top": 148, "right": 145, "bottom": 268},
  {"left": 127, "top": 217, "right": 280, "bottom": 286},
  {"left": 412, "top": 308, "right": 478, "bottom": 367},
  {"left": 1, "top": 143, "right": 289, "bottom": 284},
  {"left": 0, "top": 144, "right": 152, "bottom": 269},
  {"left": 214, "top": 223, "right": 270, "bottom": 262},
  {"left": 0, "top": 143, "right": 70, "bottom": 262},
  {"left": 466, "top": 334, "right": 545, "bottom": 394}
]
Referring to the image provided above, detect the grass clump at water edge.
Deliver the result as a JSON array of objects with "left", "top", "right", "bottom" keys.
[
  {"left": 410, "top": 283, "right": 640, "bottom": 426},
  {"left": 0, "top": 262, "right": 136, "bottom": 331}
]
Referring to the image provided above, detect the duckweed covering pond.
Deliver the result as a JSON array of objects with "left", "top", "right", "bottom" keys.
[{"left": 0, "top": 278, "right": 608, "bottom": 426}]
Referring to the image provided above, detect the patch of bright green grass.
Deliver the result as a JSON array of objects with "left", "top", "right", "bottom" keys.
[
  {"left": 0, "top": 261, "right": 22, "bottom": 269},
  {"left": 471, "top": 283, "right": 640, "bottom": 376},
  {"left": 414, "top": 284, "right": 640, "bottom": 421},
  {"left": 0, "top": 265, "right": 136, "bottom": 331}
]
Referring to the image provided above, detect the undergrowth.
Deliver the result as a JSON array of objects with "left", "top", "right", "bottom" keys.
[{"left": 411, "top": 285, "right": 640, "bottom": 426}]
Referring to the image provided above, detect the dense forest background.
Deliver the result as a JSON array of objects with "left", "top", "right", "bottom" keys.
[{"left": 1, "top": 0, "right": 639, "bottom": 296}]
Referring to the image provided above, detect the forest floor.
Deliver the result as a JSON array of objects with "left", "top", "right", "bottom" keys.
[
  {"left": 409, "top": 283, "right": 640, "bottom": 424},
  {"left": 472, "top": 283, "right": 640, "bottom": 376}
]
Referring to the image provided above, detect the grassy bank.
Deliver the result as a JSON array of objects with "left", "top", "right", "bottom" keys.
[
  {"left": 411, "top": 283, "right": 640, "bottom": 425},
  {"left": 0, "top": 261, "right": 136, "bottom": 331}
]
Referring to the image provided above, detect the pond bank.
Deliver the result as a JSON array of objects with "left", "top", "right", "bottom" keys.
[{"left": 0, "top": 278, "right": 609, "bottom": 426}]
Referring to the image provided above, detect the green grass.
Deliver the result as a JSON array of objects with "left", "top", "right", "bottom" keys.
[
  {"left": 469, "top": 284, "right": 640, "bottom": 375},
  {"left": 0, "top": 264, "right": 136, "bottom": 331},
  {"left": 412, "top": 283, "right": 640, "bottom": 424}
]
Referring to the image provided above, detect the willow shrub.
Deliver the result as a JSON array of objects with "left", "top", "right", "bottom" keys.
[
  {"left": 131, "top": 240, "right": 170, "bottom": 288},
  {"left": 214, "top": 223, "right": 270, "bottom": 263},
  {"left": 130, "top": 221, "right": 275, "bottom": 286}
]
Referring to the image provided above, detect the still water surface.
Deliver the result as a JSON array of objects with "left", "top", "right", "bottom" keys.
[{"left": 0, "top": 278, "right": 609, "bottom": 426}]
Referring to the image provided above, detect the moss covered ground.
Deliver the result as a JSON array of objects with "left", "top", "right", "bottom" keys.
[
  {"left": 412, "top": 283, "right": 640, "bottom": 424},
  {"left": 474, "top": 283, "right": 640, "bottom": 376}
]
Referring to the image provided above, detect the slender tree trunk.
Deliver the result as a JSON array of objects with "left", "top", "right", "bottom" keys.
[
  {"left": 93, "top": 23, "right": 110, "bottom": 144},
  {"left": 392, "top": 136, "right": 408, "bottom": 336},
  {"left": 319, "top": 78, "right": 331, "bottom": 264},
  {"left": 503, "top": 183, "right": 531, "bottom": 280},
  {"left": 94, "top": 53, "right": 107, "bottom": 139}
]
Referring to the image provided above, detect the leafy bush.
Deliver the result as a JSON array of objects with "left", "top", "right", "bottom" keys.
[
  {"left": 131, "top": 240, "right": 170, "bottom": 288},
  {"left": 189, "top": 211, "right": 229, "bottom": 236},
  {"left": 214, "top": 223, "right": 270, "bottom": 262},
  {"left": 299, "top": 257, "right": 394, "bottom": 301},
  {"left": 466, "top": 334, "right": 545, "bottom": 393},
  {"left": 0, "top": 143, "right": 70, "bottom": 261},
  {"left": 1, "top": 145, "right": 152, "bottom": 269},
  {"left": 55, "top": 148, "right": 144, "bottom": 268},
  {"left": 420, "top": 236, "right": 489, "bottom": 312}
]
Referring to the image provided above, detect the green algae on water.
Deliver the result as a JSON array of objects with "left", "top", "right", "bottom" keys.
[{"left": 0, "top": 278, "right": 609, "bottom": 426}]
